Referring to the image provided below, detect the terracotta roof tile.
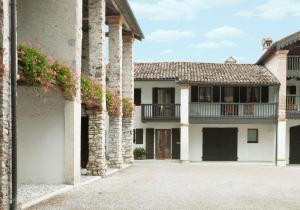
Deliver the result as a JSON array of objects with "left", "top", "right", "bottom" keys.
[{"left": 134, "top": 62, "right": 280, "bottom": 86}]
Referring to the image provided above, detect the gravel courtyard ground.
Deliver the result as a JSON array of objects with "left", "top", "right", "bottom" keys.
[{"left": 28, "top": 161, "right": 300, "bottom": 210}]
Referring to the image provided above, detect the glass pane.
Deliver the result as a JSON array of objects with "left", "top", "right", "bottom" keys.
[
  {"left": 248, "top": 129, "right": 258, "bottom": 143},
  {"left": 155, "top": 129, "right": 172, "bottom": 159},
  {"left": 199, "top": 87, "right": 211, "bottom": 102}
]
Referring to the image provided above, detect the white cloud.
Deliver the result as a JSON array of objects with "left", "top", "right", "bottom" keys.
[
  {"left": 148, "top": 30, "right": 194, "bottom": 42},
  {"left": 189, "top": 41, "right": 237, "bottom": 49},
  {"left": 129, "top": 0, "right": 242, "bottom": 21},
  {"left": 161, "top": 50, "right": 174, "bottom": 55},
  {"left": 235, "top": 0, "right": 300, "bottom": 20},
  {"left": 205, "top": 26, "right": 244, "bottom": 39}
]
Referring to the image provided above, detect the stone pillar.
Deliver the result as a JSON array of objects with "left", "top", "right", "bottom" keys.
[
  {"left": 0, "top": 1, "right": 11, "bottom": 209},
  {"left": 122, "top": 34, "right": 134, "bottom": 163},
  {"left": 180, "top": 84, "right": 189, "bottom": 162},
  {"left": 276, "top": 50, "right": 289, "bottom": 166},
  {"left": 107, "top": 16, "right": 123, "bottom": 168},
  {"left": 86, "top": 0, "right": 107, "bottom": 176}
]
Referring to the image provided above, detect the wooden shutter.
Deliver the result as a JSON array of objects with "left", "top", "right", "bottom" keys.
[
  {"left": 234, "top": 87, "right": 240, "bottom": 103},
  {"left": 261, "top": 86, "right": 269, "bottom": 103},
  {"left": 213, "top": 87, "right": 220, "bottom": 102},
  {"left": 191, "top": 86, "right": 198, "bottom": 102},
  {"left": 240, "top": 87, "right": 247, "bottom": 103},
  {"left": 134, "top": 88, "right": 141, "bottom": 106},
  {"left": 172, "top": 128, "right": 181, "bottom": 159},
  {"left": 152, "top": 88, "right": 158, "bottom": 104},
  {"left": 146, "top": 128, "right": 154, "bottom": 159},
  {"left": 135, "top": 129, "right": 143, "bottom": 144},
  {"left": 170, "top": 88, "right": 175, "bottom": 104}
]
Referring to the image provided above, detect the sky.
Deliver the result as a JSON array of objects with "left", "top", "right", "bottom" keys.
[{"left": 128, "top": 0, "right": 300, "bottom": 64}]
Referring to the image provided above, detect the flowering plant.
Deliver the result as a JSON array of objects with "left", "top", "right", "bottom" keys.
[
  {"left": 81, "top": 75, "right": 103, "bottom": 110},
  {"left": 17, "top": 45, "right": 54, "bottom": 94},
  {"left": 122, "top": 98, "right": 134, "bottom": 117},
  {"left": 52, "top": 62, "right": 78, "bottom": 100},
  {"left": 106, "top": 88, "right": 121, "bottom": 116}
]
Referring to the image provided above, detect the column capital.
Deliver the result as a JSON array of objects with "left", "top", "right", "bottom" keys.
[
  {"left": 123, "top": 34, "right": 135, "bottom": 43},
  {"left": 180, "top": 84, "right": 189, "bottom": 89},
  {"left": 106, "top": 15, "right": 123, "bottom": 25}
]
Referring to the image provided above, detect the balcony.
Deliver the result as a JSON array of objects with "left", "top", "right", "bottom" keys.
[
  {"left": 287, "top": 95, "right": 300, "bottom": 119},
  {"left": 141, "top": 104, "right": 180, "bottom": 122},
  {"left": 287, "top": 56, "right": 300, "bottom": 77},
  {"left": 190, "top": 102, "right": 277, "bottom": 123}
]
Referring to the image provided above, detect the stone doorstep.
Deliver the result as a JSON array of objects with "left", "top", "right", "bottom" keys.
[{"left": 21, "top": 164, "right": 132, "bottom": 210}]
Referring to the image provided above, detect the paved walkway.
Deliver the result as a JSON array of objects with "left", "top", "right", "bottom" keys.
[{"left": 28, "top": 161, "right": 300, "bottom": 210}]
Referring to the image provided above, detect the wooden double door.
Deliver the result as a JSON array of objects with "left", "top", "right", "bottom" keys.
[
  {"left": 146, "top": 128, "right": 180, "bottom": 160},
  {"left": 290, "top": 126, "right": 300, "bottom": 164}
]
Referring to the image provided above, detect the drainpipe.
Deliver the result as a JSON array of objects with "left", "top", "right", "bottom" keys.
[{"left": 10, "top": 0, "right": 18, "bottom": 209}]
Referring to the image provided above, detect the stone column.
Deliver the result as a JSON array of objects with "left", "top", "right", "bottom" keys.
[
  {"left": 276, "top": 50, "right": 289, "bottom": 167},
  {"left": 122, "top": 34, "right": 134, "bottom": 163},
  {"left": 0, "top": 1, "right": 11, "bottom": 209},
  {"left": 180, "top": 84, "right": 189, "bottom": 162},
  {"left": 107, "top": 16, "right": 123, "bottom": 168},
  {"left": 86, "top": 0, "right": 107, "bottom": 176}
]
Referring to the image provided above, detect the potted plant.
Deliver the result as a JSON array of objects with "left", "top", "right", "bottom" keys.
[{"left": 133, "top": 147, "right": 146, "bottom": 160}]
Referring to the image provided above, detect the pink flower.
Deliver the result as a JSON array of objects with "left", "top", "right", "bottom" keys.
[{"left": 36, "top": 77, "right": 41, "bottom": 81}]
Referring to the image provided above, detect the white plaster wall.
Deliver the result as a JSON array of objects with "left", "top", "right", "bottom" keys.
[
  {"left": 189, "top": 124, "right": 276, "bottom": 162},
  {"left": 286, "top": 120, "right": 300, "bottom": 164},
  {"left": 17, "top": 86, "right": 65, "bottom": 184}
]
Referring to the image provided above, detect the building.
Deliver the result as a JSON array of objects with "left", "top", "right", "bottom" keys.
[
  {"left": 133, "top": 31, "right": 300, "bottom": 165},
  {"left": 0, "top": 0, "right": 143, "bottom": 209}
]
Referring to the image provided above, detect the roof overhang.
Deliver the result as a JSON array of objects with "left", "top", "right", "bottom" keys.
[{"left": 106, "top": 0, "right": 144, "bottom": 40}]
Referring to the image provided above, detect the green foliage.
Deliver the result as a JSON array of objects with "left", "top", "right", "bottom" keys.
[
  {"left": 122, "top": 98, "right": 134, "bottom": 117},
  {"left": 133, "top": 147, "right": 146, "bottom": 158},
  {"left": 18, "top": 45, "right": 54, "bottom": 94},
  {"left": 81, "top": 75, "right": 103, "bottom": 110},
  {"left": 52, "top": 62, "right": 78, "bottom": 100}
]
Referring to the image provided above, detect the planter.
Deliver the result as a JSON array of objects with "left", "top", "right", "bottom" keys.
[{"left": 134, "top": 155, "right": 146, "bottom": 160}]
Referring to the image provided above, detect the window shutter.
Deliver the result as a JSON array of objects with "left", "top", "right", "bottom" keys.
[
  {"left": 135, "top": 129, "right": 143, "bottom": 144},
  {"left": 240, "top": 87, "right": 247, "bottom": 103},
  {"left": 133, "top": 129, "right": 136, "bottom": 143},
  {"left": 134, "top": 89, "right": 141, "bottom": 106},
  {"left": 191, "top": 86, "right": 198, "bottom": 102},
  {"left": 213, "top": 87, "right": 220, "bottom": 102},
  {"left": 261, "top": 86, "right": 269, "bottom": 103},
  {"left": 221, "top": 87, "right": 225, "bottom": 102},
  {"left": 170, "top": 88, "right": 175, "bottom": 104},
  {"left": 152, "top": 88, "right": 158, "bottom": 104},
  {"left": 234, "top": 87, "right": 240, "bottom": 103}
]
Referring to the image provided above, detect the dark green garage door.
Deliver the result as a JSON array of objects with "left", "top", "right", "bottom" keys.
[
  {"left": 203, "top": 128, "right": 238, "bottom": 161},
  {"left": 290, "top": 126, "right": 300, "bottom": 164}
]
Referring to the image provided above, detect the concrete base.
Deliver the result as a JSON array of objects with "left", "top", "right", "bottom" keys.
[{"left": 277, "top": 160, "right": 287, "bottom": 167}]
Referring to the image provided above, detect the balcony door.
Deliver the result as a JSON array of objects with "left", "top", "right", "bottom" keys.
[{"left": 152, "top": 88, "right": 175, "bottom": 118}]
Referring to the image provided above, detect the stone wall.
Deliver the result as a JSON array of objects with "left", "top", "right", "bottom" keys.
[{"left": 0, "top": 0, "right": 10, "bottom": 209}]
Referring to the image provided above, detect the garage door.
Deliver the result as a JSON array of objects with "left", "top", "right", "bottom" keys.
[
  {"left": 290, "top": 126, "right": 300, "bottom": 164},
  {"left": 203, "top": 128, "right": 238, "bottom": 161}
]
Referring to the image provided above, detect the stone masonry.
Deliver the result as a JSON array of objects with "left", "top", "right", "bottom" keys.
[
  {"left": 86, "top": 0, "right": 107, "bottom": 176},
  {"left": 107, "top": 16, "right": 123, "bottom": 168},
  {"left": 122, "top": 35, "right": 134, "bottom": 163},
  {"left": 0, "top": 0, "right": 11, "bottom": 209}
]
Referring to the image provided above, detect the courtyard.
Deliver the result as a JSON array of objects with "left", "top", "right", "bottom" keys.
[{"left": 28, "top": 161, "right": 300, "bottom": 210}]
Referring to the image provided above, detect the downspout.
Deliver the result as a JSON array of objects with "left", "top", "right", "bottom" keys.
[
  {"left": 275, "top": 85, "right": 279, "bottom": 166},
  {"left": 10, "top": 0, "right": 17, "bottom": 209}
]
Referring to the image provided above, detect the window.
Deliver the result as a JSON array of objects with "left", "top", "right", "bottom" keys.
[
  {"left": 134, "top": 129, "right": 143, "bottom": 144},
  {"left": 191, "top": 86, "right": 212, "bottom": 102},
  {"left": 247, "top": 87, "right": 260, "bottom": 103},
  {"left": 134, "top": 89, "right": 141, "bottom": 106},
  {"left": 287, "top": 86, "right": 296, "bottom": 95},
  {"left": 247, "top": 129, "right": 258, "bottom": 143}
]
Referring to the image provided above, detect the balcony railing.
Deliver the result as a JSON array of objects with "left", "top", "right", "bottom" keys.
[
  {"left": 141, "top": 104, "right": 180, "bottom": 122},
  {"left": 190, "top": 103, "right": 277, "bottom": 119},
  {"left": 287, "top": 95, "right": 300, "bottom": 118}
]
